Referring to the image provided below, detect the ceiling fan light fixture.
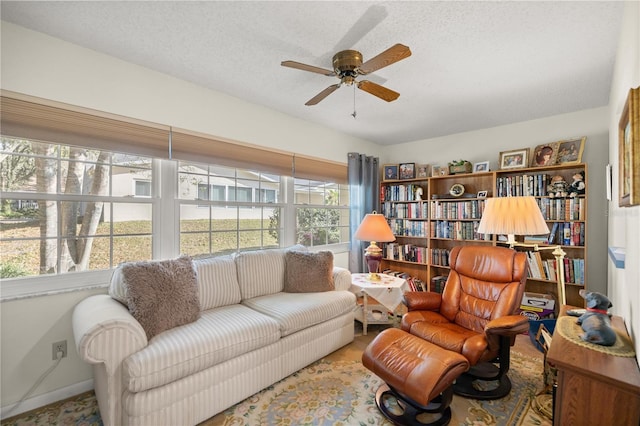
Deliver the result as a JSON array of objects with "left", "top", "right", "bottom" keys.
[{"left": 282, "top": 43, "right": 411, "bottom": 106}]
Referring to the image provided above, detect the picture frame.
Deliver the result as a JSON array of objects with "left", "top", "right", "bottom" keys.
[
  {"left": 383, "top": 164, "right": 398, "bottom": 181},
  {"left": 416, "top": 164, "right": 430, "bottom": 178},
  {"left": 556, "top": 137, "right": 585, "bottom": 165},
  {"left": 530, "top": 142, "right": 560, "bottom": 167},
  {"left": 477, "top": 190, "right": 488, "bottom": 198},
  {"left": 399, "top": 162, "right": 416, "bottom": 180},
  {"left": 619, "top": 87, "right": 640, "bottom": 207},
  {"left": 499, "top": 148, "right": 528, "bottom": 170},
  {"left": 431, "top": 165, "right": 442, "bottom": 177},
  {"left": 473, "top": 161, "right": 490, "bottom": 173}
]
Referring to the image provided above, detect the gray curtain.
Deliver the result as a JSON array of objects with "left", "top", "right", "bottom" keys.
[{"left": 348, "top": 152, "right": 380, "bottom": 273}]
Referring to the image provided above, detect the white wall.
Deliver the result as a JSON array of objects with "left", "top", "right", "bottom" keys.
[
  {"left": 381, "top": 107, "right": 610, "bottom": 298},
  {"left": 0, "top": 21, "right": 374, "bottom": 415},
  {"left": 607, "top": 1, "right": 640, "bottom": 356}
]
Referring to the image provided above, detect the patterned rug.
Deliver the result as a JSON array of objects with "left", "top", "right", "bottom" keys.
[
  {"left": 1, "top": 351, "right": 550, "bottom": 426},
  {"left": 222, "top": 351, "right": 551, "bottom": 426}
]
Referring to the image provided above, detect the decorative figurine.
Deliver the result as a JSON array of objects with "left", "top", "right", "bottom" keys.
[
  {"left": 568, "top": 171, "right": 586, "bottom": 197},
  {"left": 547, "top": 175, "right": 569, "bottom": 198},
  {"left": 576, "top": 290, "right": 616, "bottom": 346}
]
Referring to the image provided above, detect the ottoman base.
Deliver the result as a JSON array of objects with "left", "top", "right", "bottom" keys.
[{"left": 375, "top": 383, "right": 453, "bottom": 426}]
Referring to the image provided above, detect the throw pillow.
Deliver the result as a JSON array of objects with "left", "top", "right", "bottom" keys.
[
  {"left": 284, "top": 250, "right": 334, "bottom": 293},
  {"left": 121, "top": 256, "right": 200, "bottom": 340}
]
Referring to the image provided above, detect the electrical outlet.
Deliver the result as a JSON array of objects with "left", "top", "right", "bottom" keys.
[{"left": 52, "top": 340, "right": 67, "bottom": 360}]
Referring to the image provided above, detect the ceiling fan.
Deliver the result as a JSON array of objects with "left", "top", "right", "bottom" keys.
[{"left": 281, "top": 44, "right": 411, "bottom": 106}]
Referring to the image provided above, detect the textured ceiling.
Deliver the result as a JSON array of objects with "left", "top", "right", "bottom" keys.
[{"left": 0, "top": 1, "right": 624, "bottom": 145}]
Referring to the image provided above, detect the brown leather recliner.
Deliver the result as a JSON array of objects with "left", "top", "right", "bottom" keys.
[{"left": 402, "top": 245, "right": 530, "bottom": 400}]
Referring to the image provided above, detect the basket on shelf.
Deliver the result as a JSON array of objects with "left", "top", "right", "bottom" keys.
[{"left": 449, "top": 161, "right": 472, "bottom": 174}]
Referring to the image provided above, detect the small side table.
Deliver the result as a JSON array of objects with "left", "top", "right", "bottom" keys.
[{"left": 350, "top": 273, "right": 410, "bottom": 335}]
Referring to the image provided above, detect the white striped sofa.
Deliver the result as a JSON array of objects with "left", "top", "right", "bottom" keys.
[{"left": 72, "top": 248, "right": 355, "bottom": 426}]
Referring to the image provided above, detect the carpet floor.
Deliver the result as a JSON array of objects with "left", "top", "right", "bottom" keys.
[{"left": 1, "top": 323, "right": 552, "bottom": 426}]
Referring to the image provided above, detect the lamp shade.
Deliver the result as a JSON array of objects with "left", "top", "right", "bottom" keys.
[
  {"left": 354, "top": 212, "right": 396, "bottom": 242},
  {"left": 477, "top": 196, "right": 549, "bottom": 236}
]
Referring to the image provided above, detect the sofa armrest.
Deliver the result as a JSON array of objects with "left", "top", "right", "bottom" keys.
[
  {"left": 403, "top": 291, "right": 442, "bottom": 311},
  {"left": 485, "top": 315, "right": 530, "bottom": 338},
  {"left": 333, "top": 267, "right": 352, "bottom": 291},
  {"left": 73, "top": 294, "right": 148, "bottom": 374}
]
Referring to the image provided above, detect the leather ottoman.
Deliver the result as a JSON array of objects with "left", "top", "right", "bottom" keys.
[{"left": 362, "top": 328, "right": 470, "bottom": 426}]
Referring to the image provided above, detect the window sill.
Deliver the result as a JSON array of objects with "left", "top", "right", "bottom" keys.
[{"left": 0, "top": 270, "right": 112, "bottom": 302}]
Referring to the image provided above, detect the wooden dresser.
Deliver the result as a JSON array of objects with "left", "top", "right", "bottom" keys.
[{"left": 547, "top": 305, "right": 640, "bottom": 426}]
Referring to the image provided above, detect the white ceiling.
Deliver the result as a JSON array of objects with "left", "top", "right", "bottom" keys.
[{"left": 1, "top": 1, "right": 624, "bottom": 145}]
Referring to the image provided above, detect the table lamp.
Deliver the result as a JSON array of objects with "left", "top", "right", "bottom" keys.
[
  {"left": 354, "top": 211, "right": 396, "bottom": 281},
  {"left": 477, "top": 196, "right": 567, "bottom": 305}
]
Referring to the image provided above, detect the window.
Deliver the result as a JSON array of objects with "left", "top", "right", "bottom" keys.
[
  {"left": 134, "top": 180, "right": 151, "bottom": 197},
  {"left": 0, "top": 137, "right": 154, "bottom": 279},
  {"left": 293, "top": 178, "right": 350, "bottom": 247},
  {"left": 178, "top": 163, "right": 284, "bottom": 257},
  {"left": 0, "top": 93, "right": 349, "bottom": 298}
]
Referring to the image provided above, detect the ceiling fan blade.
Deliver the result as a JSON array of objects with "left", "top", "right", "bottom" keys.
[
  {"left": 358, "top": 43, "right": 412, "bottom": 75},
  {"left": 305, "top": 84, "right": 340, "bottom": 106},
  {"left": 357, "top": 80, "right": 400, "bottom": 102},
  {"left": 281, "top": 60, "right": 335, "bottom": 76}
]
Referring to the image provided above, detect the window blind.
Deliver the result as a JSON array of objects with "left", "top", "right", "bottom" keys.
[
  {"left": 0, "top": 91, "right": 171, "bottom": 158},
  {"left": 293, "top": 154, "right": 348, "bottom": 184},
  {"left": 171, "top": 128, "right": 294, "bottom": 176}
]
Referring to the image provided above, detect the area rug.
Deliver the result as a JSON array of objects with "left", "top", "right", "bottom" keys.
[
  {"left": 1, "top": 351, "right": 550, "bottom": 426},
  {"left": 222, "top": 351, "right": 551, "bottom": 426}
]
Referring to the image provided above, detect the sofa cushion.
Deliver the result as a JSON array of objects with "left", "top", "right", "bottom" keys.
[
  {"left": 284, "top": 250, "right": 334, "bottom": 293},
  {"left": 124, "top": 304, "right": 281, "bottom": 392},
  {"left": 194, "top": 255, "right": 241, "bottom": 310},
  {"left": 120, "top": 256, "right": 200, "bottom": 340},
  {"left": 242, "top": 290, "right": 356, "bottom": 336}
]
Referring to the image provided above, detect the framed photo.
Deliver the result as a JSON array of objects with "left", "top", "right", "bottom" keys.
[
  {"left": 416, "top": 164, "right": 430, "bottom": 178},
  {"left": 619, "top": 87, "right": 640, "bottom": 207},
  {"left": 530, "top": 142, "right": 560, "bottom": 167},
  {"left": 556, "top": 137, "right": 585, "bottom": 165},
  {"left": 499, "top": 148, "right": 528, "bottom": 170},
  {"left": 477, "top": 190, "right": 488, "bottom": 198},
  {"left": 383, "top": 164, "right": 398, "bottom": 181},
  {"left": 473, "top": 161, "right": 490, "bottom": 173},
  {"left": 431, "top": 165, "right": 441, "bottom": 177},
  {"left": 399, "top": 162, "right": 416, "bottom": 180}
]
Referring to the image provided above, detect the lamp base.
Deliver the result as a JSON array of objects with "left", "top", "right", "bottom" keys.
[
  {"left": 367, "top": 272, "right": 382, "bottom": 281},
  {"left": 364, "top": 247, "right": 383, "bottom": 282}
]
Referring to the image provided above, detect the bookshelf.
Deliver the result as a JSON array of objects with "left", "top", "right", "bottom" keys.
[
  {"left": 380, "top": 178, "right": 429, "bottom": 288},
  {"left": 378, "top": 163, "right": 588, "bottom": 307},
  {"left": 495, "top": 163, "right": 587, "bottom": 307}
]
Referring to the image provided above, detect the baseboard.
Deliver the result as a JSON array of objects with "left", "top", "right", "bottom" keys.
[{"left": 1, "top": 379, "right": 94, "bottom": 420}]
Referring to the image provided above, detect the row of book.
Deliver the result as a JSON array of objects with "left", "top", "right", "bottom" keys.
[
  {"left": 496, "top": 174, "right": 550, "bottom": 197},
  {"left": 382, "top": 201, "right": 429, "bottom": 219},
  {"left": 384, "top": 243, "right": 428, "bottom": 263},
  {"left": 547, "top": 221, "right": 585, "bottom": 246},
  {"left": 525, "top": 251, "right": 585, "bottom": 285},
  {"left": 431, "top": 248, "right": 451, "bottom": 266},
  {"left": 536, "top": 197, "right": 585, "bottom": 221},
  {"left": 387, "top": 219, "right": 429, "bottom": 237},
  {"left": 380, "top": 184, "right": 425, "bottom": 202},
  {"left": 431, "top": 200, "right": 486, "bottom": 220},
  {"left": 381, "top": 269, "right": 427, "bottom": 292},
  {"left": 431, "top": 275, "right": 448, "bottom": 293},
  {"left": 432, "top": 220, "right": 491, "bottom": 241}
]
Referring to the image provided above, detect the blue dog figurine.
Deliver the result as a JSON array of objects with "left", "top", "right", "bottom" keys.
[{"left": 576, "top": 289, "right": 616, "bottom": 346}]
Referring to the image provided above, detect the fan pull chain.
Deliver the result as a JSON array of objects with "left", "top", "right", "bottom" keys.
[{"left": 351, "top": 84, "right": 357, "bottom": 119}]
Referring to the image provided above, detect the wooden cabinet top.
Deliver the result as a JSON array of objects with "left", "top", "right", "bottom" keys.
[{"left": 547, "top": 305, "right": 640, "bottom": 395}]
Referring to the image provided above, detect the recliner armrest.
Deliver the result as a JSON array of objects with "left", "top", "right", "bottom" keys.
[
  {"left": 485, "top": 315, "right": 529, "bottom": 337},
  {"left": 403, "top": 291, "right": 442, "bottom": 311}
]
